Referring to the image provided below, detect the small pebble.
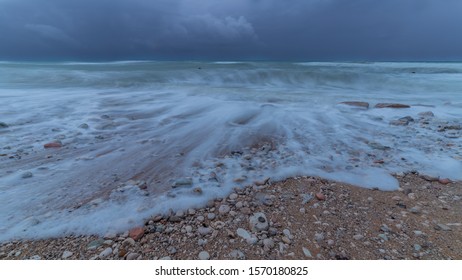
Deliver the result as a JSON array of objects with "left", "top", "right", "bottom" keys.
[
  {"left": 99, "top": 247, "right": 112, "bottom": 258},
  {"left": 62, "top": 250, "right": 73, "bottom": 259},
  {"left": 198, "top": 251, "right": 210, "bottom": 260},
  {"left": 126, "top": 253, "right": 140, "bottom": 260},
  {"left": 302, "top": 247, "right": 313, "bottom": 258}
]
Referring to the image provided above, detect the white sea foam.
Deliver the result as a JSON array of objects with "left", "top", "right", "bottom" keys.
[{"left": 0, "top": 61, "right": 461, "bottom": 241}]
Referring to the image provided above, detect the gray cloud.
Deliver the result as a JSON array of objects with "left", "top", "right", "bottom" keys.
[{"left": 0, "top": 0, "right": 461, "bottom": 60}]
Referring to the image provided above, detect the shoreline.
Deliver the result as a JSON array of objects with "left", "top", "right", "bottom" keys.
[{"left": 1, "top": 172, "right": 461, "bottom": 260}]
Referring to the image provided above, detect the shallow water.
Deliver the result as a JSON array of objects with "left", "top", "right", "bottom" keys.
[{"left": 0, "top": 61, "right": 461, "bottom": 241}]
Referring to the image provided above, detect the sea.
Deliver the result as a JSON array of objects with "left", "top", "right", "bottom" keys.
[{"left": 0, "top": 61, "right": 461, "bottom": 241}]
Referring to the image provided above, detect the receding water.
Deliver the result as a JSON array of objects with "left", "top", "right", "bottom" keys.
[{"left": 0, "top": 61, "right": 461, "bottom": 241}]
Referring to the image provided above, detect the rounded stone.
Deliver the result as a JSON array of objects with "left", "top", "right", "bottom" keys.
[
  {"left": 218, "top": 204, "right": 231, "bottom": 215},
  {"left": 249, "top": 212, "right": 269, "bottom": 232},
  {"left": 198, "top": 251, "right": 210, "bottom": 260}
]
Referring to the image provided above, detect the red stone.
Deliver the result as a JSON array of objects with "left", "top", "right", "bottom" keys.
[
  {"left": 129, "top": 227, "right": 144, "bottom": 241},
  {"left": 439, "top": 178, "right": 451, "bottom": 185},
  {"left": 44, "top": 142, "right": 62, "bottom": 148},
  {"left": 315, "top": 193, "right": 326, "bottom": 201}
]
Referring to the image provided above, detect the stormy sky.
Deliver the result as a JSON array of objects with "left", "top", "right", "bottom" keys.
[{"left": 0, "top": 0, "right": 461, "bottom": 61}]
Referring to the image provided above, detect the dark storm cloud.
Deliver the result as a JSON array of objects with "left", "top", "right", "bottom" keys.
[{"left": 0, "top": 0, "right": 461, "bottom": 60}]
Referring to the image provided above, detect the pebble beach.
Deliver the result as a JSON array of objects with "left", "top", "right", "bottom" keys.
[{"left": 2, "top": 173, "right": 461, "bottom": 260}]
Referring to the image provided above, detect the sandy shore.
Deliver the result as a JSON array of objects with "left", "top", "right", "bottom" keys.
[{"left": 1, "top": 172, "right": 461, "bottom": 260}]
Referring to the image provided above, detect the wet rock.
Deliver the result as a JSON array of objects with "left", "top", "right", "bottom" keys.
[
  {"left": 172, "top": 178, "right": 193, "bottom": 188},
  {"left": 368, "top": 142, "right": 391, "bottom": 150},
  {"left": 198, "top": 251, "right": 210, "bottom": 260},
  {"left": 375, "top": 103, "right": 410, "bottom": 109},
  {"left": 0, "top": 122, "right": 8, "bottom": 128},
  {"left": 340, "top": 101, "right": 370, "bottom": 109},
  {"left": 62, "top": 250, "right": 73, "bottom": 259},
  {"left": 169, "top": 216, "right": 182, "bottom": 223},
  {"left": 79, "top": 123, "right": 89, "bottom": 129},
  {"left": 390, "top": 116, "right": 414, "bottom": 126},
  {"left": 438, "top": 178, "right": 451, "bottom": 185},
  {"left": 129, "top": 227, "right": 144, "bottom": 241},
  {"left": 21, "top": 172, "right": 33, "bottom": 179},
  {"left": 44, "top": 142, "right": 62, "bottom": 148},
  {"left": 249, "top": 212, "right": 269, "bottom": 232},
  {"left": 99, "top": 247, "right": 113, "bottom": 258},
  {"left": 418, "top": 111, "right": 434, "bottom": 118}
]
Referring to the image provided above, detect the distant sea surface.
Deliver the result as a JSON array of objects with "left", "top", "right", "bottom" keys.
[{"left": 1, "top": 61, "right": 461, "bottom": 241}]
